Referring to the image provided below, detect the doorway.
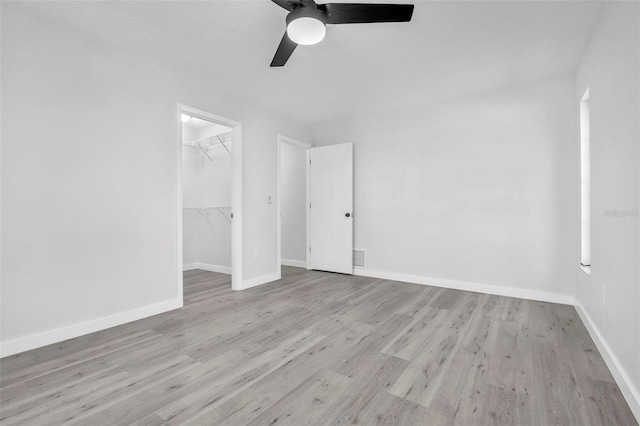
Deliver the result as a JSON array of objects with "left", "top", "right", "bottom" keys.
[
  {"left": 277, "top": 139, "right": 354, "bottom": 275},
  {"left": 177, "top": 105, "right": 242, "bottom": 297},
  {"left": 308, "top": 143, "right": 353, "bottom": 274},
  {"left": 277, "top": 135, "right": 313, "bottom": 271}
]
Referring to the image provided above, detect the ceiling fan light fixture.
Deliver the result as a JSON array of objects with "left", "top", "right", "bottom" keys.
[
  {"left": 285, "top": 7, "right": 326, "bottom": 45},
  {"left": 287, "top": 17, "right": 326, "bottom": 45},
  {"left": 271, "top": 0, "right": 414, "bottom": 67}
]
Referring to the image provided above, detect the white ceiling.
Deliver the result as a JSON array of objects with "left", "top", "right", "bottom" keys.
[{"left": 18, "top": 0, "right": 601, "bottom": 125}]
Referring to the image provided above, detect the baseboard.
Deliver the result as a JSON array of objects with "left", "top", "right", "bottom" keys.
[
  {"left": 0, "top": 298, "right": 183, "bottom": 358},
  {"left": 352, "top": 268, "right": 574, "bottom": 305},
  {"left": 281, "top": 259, "right": 307, "bottom": 268},
  {"left": 575, "top": 302, "right": 640, "bottom": 422},
  {"left": 183, "top": 262, "right": 231, "bottom": 275},
  {"left": 235, "top": 271, "right": 281, "bottom": 291},
  {"left": 183, "top": 263, "right": 200, "bottom": 271}
]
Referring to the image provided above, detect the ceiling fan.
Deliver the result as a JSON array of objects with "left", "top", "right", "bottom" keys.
[{"left": 270, "top": 0, "right": 414, "bottom": 67}]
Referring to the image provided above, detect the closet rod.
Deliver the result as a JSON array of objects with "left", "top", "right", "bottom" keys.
[
  {"left": 182, "top": 132, "right": 232, "bottom": 148},
  {"left": 183, "top": 206, "right": 232, "bottom": 224}
]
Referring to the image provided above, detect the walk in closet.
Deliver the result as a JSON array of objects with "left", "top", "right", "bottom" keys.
[{"left": 182, "top": 114, "right": 233, "bottom": 275}]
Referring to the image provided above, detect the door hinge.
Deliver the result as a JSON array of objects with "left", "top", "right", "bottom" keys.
[
  {"left": 309, "top": 247, "right": 311, "bottom": 252},
  {"left": 309, "top": 159, "right": 311, "bottom": 165},
  {"left": 309, "top": 203, "right": 311, "bottom": 209}
]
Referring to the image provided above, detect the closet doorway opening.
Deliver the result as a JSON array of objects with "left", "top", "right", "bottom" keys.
[
  {"left": 177, "top": 105, "right": 242, "bottom": 297},
  {"left": 277, "top": 135, "right": 313, "bottom": 272}
]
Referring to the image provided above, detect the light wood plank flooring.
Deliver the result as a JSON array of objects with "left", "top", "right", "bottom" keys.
[{"left": 0, "top": 267, "right": 636, "bottom": 425}]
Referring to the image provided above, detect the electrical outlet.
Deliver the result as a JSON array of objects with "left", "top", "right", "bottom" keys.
[
  {"left": 392, "top": 248, "right": 399, "bottom": 258},
  {"left": 254, "top": 249, "right": 260, "bottom": 260},
  {"left": 601, "top": 285, "right": 606, "bottom": 304},
  {"left": 267, "top": 195, "right": 272, "bottom": 205}
]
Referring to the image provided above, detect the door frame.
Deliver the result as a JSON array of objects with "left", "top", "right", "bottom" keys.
[
  {"left": 277, "top": 135, "right": 314, "bottom": 271},
  {"left": 177, "top": 104, "right": 243, "bottom": 296}
]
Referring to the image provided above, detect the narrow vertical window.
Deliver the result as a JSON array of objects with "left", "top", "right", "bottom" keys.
[{"left": 580, "top": 88, "right": 591, "bottom": 272}]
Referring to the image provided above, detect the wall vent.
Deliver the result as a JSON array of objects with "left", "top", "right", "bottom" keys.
[{"left": 353, "top": 249, "right": 366, "bottom": 268}]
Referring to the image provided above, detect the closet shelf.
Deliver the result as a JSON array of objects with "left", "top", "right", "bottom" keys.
[
  {"left": 182, "top": 132, "right": 232, "bottom": 160},
  {"left": 183, "top": 206, "right": 232, "bottom": 224}
]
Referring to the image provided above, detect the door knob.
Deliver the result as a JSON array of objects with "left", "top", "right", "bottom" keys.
[{"left": 345, "top": 213, "right": 351, "bottom": 217}]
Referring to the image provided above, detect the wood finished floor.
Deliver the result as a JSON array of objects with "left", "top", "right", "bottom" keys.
[{"left": 0, "top": 267, "right": 636, "bottom": 425}]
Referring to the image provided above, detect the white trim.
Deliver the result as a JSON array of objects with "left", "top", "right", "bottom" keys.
[
  {"left": 183, "top": 262, "right": 200, "bottom": 271},
  {"left": 281, "top": 259, "right": 307, "bottom": 268},
  {"left": 176, "top": 108, "right": 184, "bottom": 307},
  {"left": 277, "top": 135, "right": 313, "bottom": 275},
  {"left": 231, "top": 124, "right": 243, "bottom": 290},
  {"left": 183, "top": 263, "right": 231, "bottom": 275},
  {"left": 0, "top": 298, "right": 182, "bottom": 358},
  {"left": 277, "top": 137, "right": 282, "bottom": 273},
  {"left": 306, "top": 148, "right": 311, "bottom": 270},
  {"left": 352, "top": 268, "right": 574, "bottom": 305},
  {"left": 236, "top": 271, "right": 281, "bottom": 291},
  {"left": 575, "top": 302, "right": 640, "bottom": 422},
  {"left": 278, "top": 135, "right": 314, "bottom": 150},
  {"left": 177, "top": 104, "right": 242, "bottom": 291}
]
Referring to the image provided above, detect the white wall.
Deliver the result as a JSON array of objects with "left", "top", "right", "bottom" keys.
[
  {"left": 575, "top": 1, "right": 640, "bottom": 416},
  {"left": 182, "top": 124, "right": 233, "bottom": 269},
  {"left": 280, "top": 142, "right": 307, "bottom": 264},
  {"left": 182, "top": 210, "right": 232, "bottom": 270},
  {"left": 314, "top": 76, "right": 577, "bottom": 300},
  {"left": 182, "top": 128, "right": 232, "bottom": 210},
  {"left": 182, "top": 126, "right": 203, "bottom": 266},
  {"left": 0, "top": 4, "right": 311, "bottom": 354},
  {"left": 182, "top": 208, "right": 201, "bottom": 266}
]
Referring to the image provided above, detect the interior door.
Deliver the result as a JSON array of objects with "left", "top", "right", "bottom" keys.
[{"left": 309, "top": 143, "right": 353, "bottom": 274}]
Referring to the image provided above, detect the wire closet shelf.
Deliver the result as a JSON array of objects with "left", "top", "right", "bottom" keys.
[
  {"left": 182, "top": 132, "right": 232, "bottom": 161},
  {"left": 183, "top": 207, "right": 232, "bottom": 224}
]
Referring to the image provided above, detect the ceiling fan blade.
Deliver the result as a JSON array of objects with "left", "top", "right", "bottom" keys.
[
  {"left": 271, "top": 0, "right": 303, "bottom": 11},
  {"left": 270, "top": 32, "right": 298, "bottom": 67},
  {"left": 320, "top": 3, "right": 414, "bottom": 24}
]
